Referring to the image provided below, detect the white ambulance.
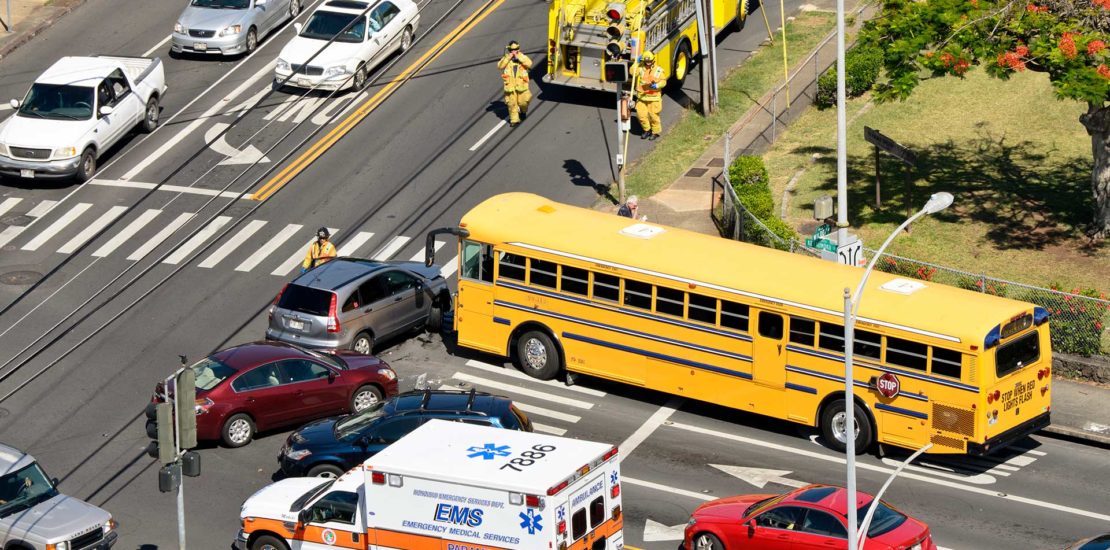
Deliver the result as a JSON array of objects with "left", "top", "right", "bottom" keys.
[{"left": 235, "top": 419, "right": 624, "bottom": 550}]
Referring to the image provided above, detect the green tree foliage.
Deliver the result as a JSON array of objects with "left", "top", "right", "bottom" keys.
[
  {"left": 816, "top": 44, "right": 884, "bottom": 108},
  {"left": 728, "top": 156, "right": 799, "bottom": 246},
  {"left": 860, "top": 0, "right": 1110, "bottom": 239}
]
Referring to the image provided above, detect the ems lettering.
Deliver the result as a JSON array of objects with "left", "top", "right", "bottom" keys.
[{"left": 434, "top": 503, "right": 485, "bottom": 527}]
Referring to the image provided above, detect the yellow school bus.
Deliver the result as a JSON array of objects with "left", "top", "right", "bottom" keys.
[
  {"left": 429, "top": 193, "right": 1052, "bottom": 455},
  {"left": 544, "top": 0, "right": 750, "bottom": 90}
]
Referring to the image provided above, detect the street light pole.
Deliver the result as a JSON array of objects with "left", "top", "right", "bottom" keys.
[
  {"left": 843, "top": 191, "right": 954, "bottom": 550},
  {"left": 857, "top": 442, "right": 933, "bottom": 547}
]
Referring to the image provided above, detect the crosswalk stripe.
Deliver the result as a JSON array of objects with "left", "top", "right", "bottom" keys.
[
  {"left": 272, "top": 227, "right": 338, "bottom": 276},
  {"left": 94, "top": 209, "right": 161, "bottom": 258},
  {"left": 237, "top": 223, "right": 301, "bottom": 272},
  {"left": 372, "top": 235, "right": 410, "bottom": 260},
  {"left": 57, "top": 206, "right": 128, "bottom": 254},
  {"left": 463, "top": 359, "right": 607, "bottom": 397},
  {"left": 407, "top": 240, "right": 445, "bottom": 262},
  {"left": 27, "top": 199, "right": 57, "bottom": 218},
  {"left": 337, "top": 231, "right": 374, "bottom": 257},
  {"left": 199, "top": 220, "right": 267, "bottom": 268},
  {"left": 532, "top": 423, "right": 567, "bottom": 436},
  {"left": 164, "top": 216, "right": 232, "bottom": 265},
  {"left": 1004, "top": 455, "right": 1037, "bottom": 467},
  {"left": 440, "top": 256, "right": 459, "bottom": 278},
  {"left": 22, "top": 203, "right": 92, "bottom": 251},
  {"left": 128, "top": 212, "right": 195, "bottom": 261},
  {"left": 437, "top": 384, "right": 580, "bottom": 422},
  {"left": 0, "top": 197, "right": 22, "bottom": 218},
  {"left": 451, "top": 372, "right": 594, "bottom": 409}
]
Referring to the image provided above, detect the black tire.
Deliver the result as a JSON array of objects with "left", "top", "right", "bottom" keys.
[
  {"left": 141, "top": 96, "right": 160, "bottom": 133},
  {"left": 514, "top": 330, "right": 561, "bottom": 380},
  {"left": 350, "top": 331, "right": 374, "bottom": 355},
  {"left": 350, "top": 384, "right": 383, "bottom": 413},
  {"left": 221, "top": 413, "right": 255, "bottom": 448},
  {"left": 74, "top": 148, "right": 96, "bottom": 183},
  {"left": 251, "top": 534, "right": 290, "bottom": 550},
  {"left": 819, "top": 398, "right": 873, "bottom": 454},
  {"left": 245, "top": 26, "right": 258, "bottom": 54},
  {"left": 671, "top": 40, "right": 694, "bottom": 87},
  {"left": 289, "top": 0, "right": 301, "bottom": 18},
  {"left": 272, "top": 78, "right": 284, "bottom": 92},
  {"left": 426, "top": 293, "right": 450, "bottom": 332},
  {"left": 307, "top": 463, "right": 346, "bottom": 479},
  {"left": 692, "top": 532, "right": 726, "bottom": 550},
  {"left": 732, "top": 0, "right": 749, "bottom": 31},
  {"left": 352, "top": 64, "right": 367, "bottom": 90},
  {"left": 399, "top": 26, "right": 414, "bottom": 53}
]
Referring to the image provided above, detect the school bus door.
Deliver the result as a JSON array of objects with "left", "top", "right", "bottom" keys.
[{"left": 752, "top": 310, "right": 787, "bottom": 389}]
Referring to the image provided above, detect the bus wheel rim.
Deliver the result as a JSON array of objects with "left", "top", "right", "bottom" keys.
[
  {"left": 831, "top": 411, "right": 859, "bottom": 444},
  {"left": 677, "top": 53, "right": 687, "bottom": 79},
  {"left": 524, "top": 338, "right": 548, "bottom": 370}
]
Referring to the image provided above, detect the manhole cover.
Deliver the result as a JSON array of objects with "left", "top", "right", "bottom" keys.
[
  {"left": 0, "top": 214, "right": 33, "bottom": 227},
  {"left": 0, "top": 408, "right": 9, "bottom": 418},
  {"left": 1, "top": 271, "right": 42, "bottom": 285}
]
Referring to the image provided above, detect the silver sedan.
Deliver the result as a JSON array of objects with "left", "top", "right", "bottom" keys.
[{"left": 171, "top": 0, "right": 302, "bottom": 56}]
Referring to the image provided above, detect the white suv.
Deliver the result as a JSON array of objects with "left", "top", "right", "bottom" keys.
[{"left": 274, "top": 0, "right": 418, "bottom": 91}]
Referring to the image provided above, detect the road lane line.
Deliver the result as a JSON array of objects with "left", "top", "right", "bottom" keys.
[
  {"left": 198, "top": 219, "right": 267, "bottom": 268},
  {"left": 0, "top": 197, "right": 22, "bottom": 217},
  {"left": 93, "top": 209, "right": 162, "bottom": 257},
  {"left": 163, "top": 216, "right": 232, "bottom": 264},
  {"left": 143, "top": 34, "right": 173, "bottom": 57},
  {"left": 468, "top": 120, "right": 506, "bottom": 151},
  {"left": 237, "top": 223, "right": 301, "bottom": 272},
  {"left": 619, "top": 396, "right": 683, "bottom": 457},
  {"left": 89, "top": 178, "right": 253, "bottom": 199},
  {"left": 271, "top": 227, "right": 338, "bottom": 276},
  {"left": 120, "top": 61, "right": 276, "bottom": 181},
  {"left": 0, "top": 104, "right": 11, "bottom": 112},
  {"left": 252, "top": 0, "right": 508, "bottom": 201},
  {"left": 128, "top": 212, "right": 195, "bottom": 261},
  {"left": 0, "top": 260, "right": 100, "bottom": 341},
  {"left": 532, "top": 423, "right": 567, "bottom": 436},
  {"left": 57, "top": 206, "right": 128, "bottom": 254},
  {"left": 21, "top": 203, "right": 92, "bottom": 251},
  {"left": 669, "top": 421, "right": 1110, "bottom": 523},
  {"left": 623, "top": 477, "right": 714, "bottom": 501},
  {"left": 463, "top": 359, "right": 607, "bottom": 397},
  {"left": 336, "top": 231, "right": 375, "bottom": 256},
  {"left": 451, "top": 372, "right": 594, "bottom": 409},
  {"left": 372, "top": 235, "right": 410, "bottom": 260}
]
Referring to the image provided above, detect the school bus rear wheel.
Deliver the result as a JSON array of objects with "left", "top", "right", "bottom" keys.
[{"left": 516, "top": 330, "right": 561, "bottom": 380}]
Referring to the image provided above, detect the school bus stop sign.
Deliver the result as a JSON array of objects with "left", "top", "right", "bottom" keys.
[{"left": 876, "top": 372, "right": 901, "bottom": 399}]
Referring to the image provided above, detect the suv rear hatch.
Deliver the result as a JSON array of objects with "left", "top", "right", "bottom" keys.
[{"left": 269, "top": 284, "right": 335, "bottom": 344}]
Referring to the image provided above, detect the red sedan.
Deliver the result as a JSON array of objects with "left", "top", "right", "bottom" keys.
[
  {"left": 152, "top": 341, "right": 398, "bottom": 447},
  {"left": 684, "top": 484, "right": 937, "bottom": 550}
]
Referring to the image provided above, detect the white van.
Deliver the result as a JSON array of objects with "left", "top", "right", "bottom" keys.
[{"left": 236, "top": 419, "right": 624, "bottom": 550}]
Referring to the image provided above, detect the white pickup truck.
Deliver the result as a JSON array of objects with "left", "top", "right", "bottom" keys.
[{"left": 0, "top": 55, "right": 167, "bottom": 183}]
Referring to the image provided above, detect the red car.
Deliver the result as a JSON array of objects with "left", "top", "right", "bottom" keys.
[
  {"left": 684, "top": 484, "right": 937, "bottom": 550},
  {"left": 151, "top": 341, "right": 398, "bottom": 448}
]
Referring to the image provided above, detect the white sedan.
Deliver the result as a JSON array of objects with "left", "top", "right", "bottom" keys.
[{"left": 273, "top": 0, "right": 418, "bottom": 91}]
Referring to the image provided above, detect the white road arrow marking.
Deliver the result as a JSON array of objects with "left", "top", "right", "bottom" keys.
[
  {"left": 643, "top": 519, "right": 686, "bottom": 542},
  {"left": 204, "top": 122, "right": 271, "bottom": 166},
  {"left": 711, "top": 464, "right": 808, "bottom": 489}
]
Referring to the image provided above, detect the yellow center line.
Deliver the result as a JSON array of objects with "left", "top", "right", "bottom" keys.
[{"left": 252, "top": 0, "right": 507, "bottom": 201}]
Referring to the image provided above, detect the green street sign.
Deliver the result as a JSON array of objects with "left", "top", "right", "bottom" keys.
[{"left": 806, "top": 238, "right": 837, "bottom": 252}]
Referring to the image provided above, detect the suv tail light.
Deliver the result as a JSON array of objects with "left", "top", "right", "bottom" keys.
[
  {"left": 327, "top": 292, "right": 340, "bottom": 333},
  {"left": 269, "top": 283, "right": 288, "bottom": 322}
]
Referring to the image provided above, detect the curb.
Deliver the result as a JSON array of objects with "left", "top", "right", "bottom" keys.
[
  {"left": 1041, "top": 424, "right": 1110, "bottom": 446},
  {"left": 0, "top": 0, "right": 88, "bottom": 60}
]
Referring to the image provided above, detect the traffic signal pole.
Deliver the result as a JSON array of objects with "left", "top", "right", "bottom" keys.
[{"left": 172, "top": 371, "right": 186, "bottom": 550}]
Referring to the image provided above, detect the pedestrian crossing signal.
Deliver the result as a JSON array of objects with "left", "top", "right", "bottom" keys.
[{"left": 604, "top": 62, "right": 629, "bottom": 83}]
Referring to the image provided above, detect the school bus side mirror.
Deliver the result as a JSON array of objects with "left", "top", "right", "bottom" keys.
[{"left": 604, "top": 62, "right": 628, "bottom": 83}]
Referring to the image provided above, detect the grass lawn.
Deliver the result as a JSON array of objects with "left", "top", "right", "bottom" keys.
[
  {"left": 763, "top": 68, "right": 1110, "bottom": 291},
  {"left": 621, "top": 9, "right": 837, "bottom": 200}
]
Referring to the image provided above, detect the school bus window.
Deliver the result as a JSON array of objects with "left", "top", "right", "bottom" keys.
[
  {"left": 758, "top": 312, "right": 785, "bottom": 339},
  {"left": 461, "top": 241, "right": 493, "bottom": 282},
  {"left": 854, "top": 329, "right": 882, "bottom": 360},
  {"left": 688, "top": 293, "right": 717, "bottom": 325},
  {"left": 886, "top": 336, "right": 927, "bottom": 371},
  {"left": 593, "top": 272, "right": 620, "bottom": 302},
  {"left": 561, "top": 265, "right": 589, "bottom": 296},
  {"left": 996, "top": 331, "right": 1039, "bottom": 377},
  {"left": 589, "top": 496, "right": 605, "bottom": 528},
  {"left": 530, "top": 258, "right": 558, "bottom": 289},
  {"left": 818, "top": 322, "right": 846, "bottom": 353},
  {"left": 624, "top": 279, "right": 652, "bottom": 310},
  {"left": 498, "top": 252, "right": 526, "bottom": 281},
  {"left": 932, "top": 347, "right": 963, "bottom": 378},
  {"left": 655, "top": 285, "right": 685, "bottom": 317},
  {"left": 720, "top": 300, "right": 750, "bottom": 331},
  {"left": 789, "top": 317, "right": 816, "bottom": 346}
]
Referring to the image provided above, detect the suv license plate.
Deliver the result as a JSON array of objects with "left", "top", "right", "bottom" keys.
[
  {"left": 297, "top": 78, "right": 312, "bottom": 87},
  {"left": 288, "top": 319, "right": 305, "bottom": 330},
  {"left": 20, "top": 169, "right": 34, "bottom": 178},
  {"left": 194, "top": 42, "right": 208, "bottom": 51}
]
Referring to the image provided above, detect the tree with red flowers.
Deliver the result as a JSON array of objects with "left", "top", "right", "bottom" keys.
[{"left": 861, "top": 0, "right": 1110, "bottom": 239}]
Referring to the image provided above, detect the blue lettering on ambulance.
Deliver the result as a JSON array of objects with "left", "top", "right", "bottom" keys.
[{"left": 434, "top": 503, "right": 485, "bottom": 527}]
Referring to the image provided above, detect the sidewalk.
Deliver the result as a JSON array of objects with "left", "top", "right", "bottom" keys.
[
  {"left": 640, "top": 2, "right": 1110, "bottom": 447},
  {"left": 0, "top": 0, "right": 86, "bottom": 60}
]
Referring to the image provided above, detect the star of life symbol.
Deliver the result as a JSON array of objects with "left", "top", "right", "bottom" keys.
[
  {"left": 556, "top": 506, "right": 566, "bottom": 522},
  {"left": 467, "top": 443, "right": 511, "bottom": 460},
  {"left": 610, "top": 471, "right": 619, "bottom": 485},
  {"left": 519, "top": 508, "right": 544, "bottom": 535}
]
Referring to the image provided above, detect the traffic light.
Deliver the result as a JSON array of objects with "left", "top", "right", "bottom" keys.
[
  {"left": 604, "top": 62, "right": 629, "bottom": 83},
  {"left": 175, "top": 367, "right": 197, "bottom": 450},
  {"left": 604, "top": 2, "right": 627, "bottom": 61},
  {"left": 145, "top": 402, "right": 175, "bottom": 465},
  {"left": 159, "top": 463, "right": 181, "bottom": 493},
  {"left": 181, "top": 451, "right": 201, "bottom": 477}
]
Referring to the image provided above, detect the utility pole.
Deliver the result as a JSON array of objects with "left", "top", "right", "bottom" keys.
[
  {"left": 694, "top": 0, "right": 715, "bottom": 114},
  {"left": 146, "top": 357, "right": 201, "bottom": 550}
]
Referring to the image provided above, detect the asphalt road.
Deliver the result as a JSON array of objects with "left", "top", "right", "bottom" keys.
[{"left": 1, "top": 0, "right": 1107, "bottom": 548}]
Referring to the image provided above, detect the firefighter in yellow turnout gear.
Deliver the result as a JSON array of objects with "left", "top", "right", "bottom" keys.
[
  {"left": 497, "top": 40, "right": 533, "bottom": 127},
  {"left": 635, "top": 51, "right": 666, "bottom": 140}
]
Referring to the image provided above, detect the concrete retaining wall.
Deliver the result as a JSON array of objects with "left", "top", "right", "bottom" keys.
[{"left": 1054, "top": 353, "right": 1110, "bottom": 385}]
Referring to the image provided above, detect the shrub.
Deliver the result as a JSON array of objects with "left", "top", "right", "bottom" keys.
[
  {"left": 728, "top": 155, "right": 798, "bottom": 244},
  {"left": 1027, "top": 286, "right": 1110, "bottom": 356},
  {"left": 815, "top": 44, "right": 883, "bottom": 109}
]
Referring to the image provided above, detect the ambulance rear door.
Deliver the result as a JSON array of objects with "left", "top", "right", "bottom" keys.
[{"left": 559, "top": 471, "right": 608, "bottom": 550}]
